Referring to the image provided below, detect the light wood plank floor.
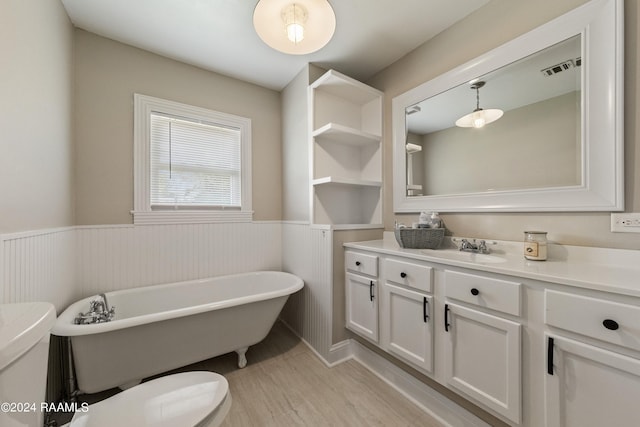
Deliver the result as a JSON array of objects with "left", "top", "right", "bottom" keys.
[
  {"left": 178, "top": 322, "right": 443, "bottom": 426},
  {"left": 57, "top": 322, "right": 444, "bottom": 426}
]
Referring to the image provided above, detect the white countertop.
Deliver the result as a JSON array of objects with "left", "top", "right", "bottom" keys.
[{"left": 344, "top": 233, "right": 640, "bottom": 298}]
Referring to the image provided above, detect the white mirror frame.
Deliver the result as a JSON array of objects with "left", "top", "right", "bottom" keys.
[{"left": 393, "top": 0, "right": 623, "bottom": 213}]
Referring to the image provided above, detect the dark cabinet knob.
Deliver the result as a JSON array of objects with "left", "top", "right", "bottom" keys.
[
  {"left": 603, "top": 319, "right": 619, "bottom": 330},
  {"left": 471, "top": 288, "right": 479, "bottom": 296},
  {"left": 355, "top": 261, "right": 361, "bottom": 266},
  {"left": 400, "top": 272, "right": 407, "bottom": 278}
]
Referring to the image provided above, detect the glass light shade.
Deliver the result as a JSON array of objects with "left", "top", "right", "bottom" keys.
[
  {"left": 455, "top": 108, "right": 504, "bottom": 128},
  {"left": 283, "top": 4, "right": 306, "bottom": 43},
  {"left": 254, "top": 0, "right": 336, "bottom": 55}
]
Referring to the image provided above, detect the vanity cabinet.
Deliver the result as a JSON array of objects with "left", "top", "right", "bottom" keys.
[
  {"left": 443, "top": 270, "right": 522, "bottom": 424},
  {"left": 381, "top": 258, "right": 434, "bottom": 373},
  {"left": 345, "top": 250, "right": 523, "bottom": 424},
  {"left": 310, "top": 70, "right": 383, "bottom": 228},
  {"left": 345, "top": 251, "right": 379, "bottom": 342},
  {"left": 344, "top": 236, "right": 640, "bottom": 427},
  {"left": 544, "top": 290, "right": 640, "bottom": 427},
  {"left": 544, "top": 335, "right": 640, "bottom": 427}
]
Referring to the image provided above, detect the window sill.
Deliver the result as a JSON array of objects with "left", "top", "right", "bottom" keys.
[{"left": 132, "top": 210, "right": 253, "bottom": 225}]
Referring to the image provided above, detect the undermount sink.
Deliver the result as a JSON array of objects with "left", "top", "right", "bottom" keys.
[{"left": 421, "top": 249, "right": 508, "bottom": 264}]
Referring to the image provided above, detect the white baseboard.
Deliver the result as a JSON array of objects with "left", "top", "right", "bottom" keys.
[
  {"left": 350, "top": 339, "right": 490, "bottom": 427},
  {"left": 326, "top": 340, "right": 353, "bottom": 367}
]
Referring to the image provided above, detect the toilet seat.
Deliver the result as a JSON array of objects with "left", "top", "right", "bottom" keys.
[{"left": 66, "top": 371, "right": 230, "bottom": 427}]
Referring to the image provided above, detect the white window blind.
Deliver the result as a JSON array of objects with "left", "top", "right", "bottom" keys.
[{"left": 150, "top": 113, "right": 241, "bottom": 209}]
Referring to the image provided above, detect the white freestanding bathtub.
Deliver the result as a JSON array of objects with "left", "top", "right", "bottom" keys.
[{"left": 52, "top": 271, "right": 303, "bottom": 394}]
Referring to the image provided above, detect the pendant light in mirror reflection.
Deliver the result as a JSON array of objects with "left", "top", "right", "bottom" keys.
[
  {"left": 253, "top": 0, "right": 336, "bottom": 55},
  {"left": 455, "top": 81, "right": 503, "bottom": 128}
]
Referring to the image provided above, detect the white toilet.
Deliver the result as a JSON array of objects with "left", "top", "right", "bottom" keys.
[
  {"left": 0, "top": 302, "right": 56, "bottom": 427},
  {"left": 0, "top": 302, "right": 231, "bottom": 427}
]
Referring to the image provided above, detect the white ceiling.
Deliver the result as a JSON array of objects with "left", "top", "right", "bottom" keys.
[
  {"left": 60, "top": 0, "right": 489, "bottom": 91},
  {"left": 408, "top": 35, "right": 582, "bottom": 134}
]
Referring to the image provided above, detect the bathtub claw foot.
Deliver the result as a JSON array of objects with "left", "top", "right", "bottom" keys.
[{"left": 236, "top": 347, "right": 248, "bottom": 368}]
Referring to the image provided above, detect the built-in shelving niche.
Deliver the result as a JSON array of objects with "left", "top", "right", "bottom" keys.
[{"left": 309, "top": 70, "right": 383, "bottom": 229}]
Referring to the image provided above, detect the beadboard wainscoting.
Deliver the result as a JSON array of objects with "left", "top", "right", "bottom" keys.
[
  {"left": 0, "top": 227, "right": 76, "bottom": 311},
  {"left": 1, "top": 221, "right": 343, "bottom": 369},
  {"left": 280, "top": 222, "right": 335, "bottom": 363},
  {"left": 0, "top": 222, "right": 282, "bottom": 312},
  {"left": 75, "top": 222, "right": 282, "bottom": 297}
]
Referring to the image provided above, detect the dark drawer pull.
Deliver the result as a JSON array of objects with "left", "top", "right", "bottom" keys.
[
  {"left": 603, "top": 319, "right": 619, "bottom": 330},
  {"left": 547, "top": 337, "right": 554, "bottom": 375},
  {"left": 369, "top": 281, "right": 375, "bottom": 302},
  {"left": 444, "top": 304, "right": 450, "bottom": 332},
  {"left": 423, "top": 297, "right": 429, "bottom": 323},
  {"left": 355, "top": 261, "right": 361, "bottom": 266},
  {"left": 400, "top": 272, "right": 407, "bottom": 278},
  {"left": 470, "top": 288, "right": 479, "bottom": 296}
]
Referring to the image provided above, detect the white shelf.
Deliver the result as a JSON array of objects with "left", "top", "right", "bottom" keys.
[
  {"left": 310, "top": 69, "right": 383, "bottom": 228},
  {"left": 312, "top": 177, "right": 383, "bottom": 188},
  {"left": 313, "top": 123, "right": 381, "bottom": 146},
  {"left": 310, "top": 69, "right": 382, "bottom": 105}
]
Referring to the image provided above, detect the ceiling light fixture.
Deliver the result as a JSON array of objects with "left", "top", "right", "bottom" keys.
[
  {"left": 455, "top": 81, "right": 503, "bottom": 129},
  {"left": 253, "top": 0, "right": 336, "bottom": 55}
]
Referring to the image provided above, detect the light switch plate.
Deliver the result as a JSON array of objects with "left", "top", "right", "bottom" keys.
[{"left": 611, "top": 213, "right": 640, "bottom": 233}]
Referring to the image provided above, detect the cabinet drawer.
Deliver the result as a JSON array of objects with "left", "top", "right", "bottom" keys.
[
  {"left": 345, "top": 251, "right": 378, "bottom": 277},
  {"left": 384, "top": 258, "right": 432, "bottom": 293},
  {"left": 545, "top": 290, "right": 640, "bottom": 352},
  {"left": 444, "top": 270, "right": 521, "bottom": 316}
]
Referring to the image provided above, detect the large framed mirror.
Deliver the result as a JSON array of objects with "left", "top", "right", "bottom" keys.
[{"left": 392, "top": 0, "right": 623, "bottom": 213}]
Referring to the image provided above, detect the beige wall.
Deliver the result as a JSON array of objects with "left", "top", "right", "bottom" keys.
[
  {"left": 368, "top": 0, "right": 640, "bottom": 249},
  {"left": 74, "top": 30, "right": 282, "bottom": 224},
  {"left": 0, "top": 0, "right": 75, "bottom": 233},
  {"left": 420, "top": 92, "right": 580, "bottom": 195},
  {"left": 281, "top": 67, "right": 310, "bottom": 222}
]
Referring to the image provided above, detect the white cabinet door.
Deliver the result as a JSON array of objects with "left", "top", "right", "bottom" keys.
[
  {"left": 383, "top": 283, "right": 433, "bottom": 373},
  {"left": 345, "top": 272, "right": 378, "bottom": 342},
  {"left": 443, "top": 302, "right": 521, "bottom": 423},
  {"left": 545, "top": 334, "right": 640, "bottom": 427}
]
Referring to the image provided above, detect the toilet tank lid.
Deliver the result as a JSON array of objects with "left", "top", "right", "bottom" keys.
[{"left": 0, "top": 302, "right": 56, "bottom": 371}]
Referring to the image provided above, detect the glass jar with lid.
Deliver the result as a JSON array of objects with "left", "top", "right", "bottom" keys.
[{"left": 524, "top": 231, "right": 547, "bottom": 261}]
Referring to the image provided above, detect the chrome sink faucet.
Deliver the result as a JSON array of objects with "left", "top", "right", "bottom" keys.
[{"left": 459, "top": 238, "right": 490, "bottom": 254}]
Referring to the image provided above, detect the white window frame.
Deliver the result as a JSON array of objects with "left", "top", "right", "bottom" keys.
[{"left": 133, "top": 94, "right": 252, "bottom": 224}]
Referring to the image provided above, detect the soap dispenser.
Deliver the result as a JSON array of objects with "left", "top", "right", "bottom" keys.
[
  {"left": 427, "top": 212, "right": 442, "bottom": 229},
  {"left": 418, "top": 211, "right": 429, "bottom": 228}
]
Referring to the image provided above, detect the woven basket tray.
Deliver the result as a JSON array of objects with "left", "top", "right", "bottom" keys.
[{"left": 394, "top": 228, "right": 445, "bottom": 249}]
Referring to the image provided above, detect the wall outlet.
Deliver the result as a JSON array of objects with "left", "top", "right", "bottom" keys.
[{"left": 611, "top": 213, "right": 640, "bottom": 233}]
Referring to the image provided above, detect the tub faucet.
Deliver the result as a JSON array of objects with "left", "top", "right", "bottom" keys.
[
  {"left": 74, "top": 294, "right": 115, "bottom": 324},
  {"left": 100, "top": 293, "right": 111, "bottom": 312},
  {"left": 96, "top": 293, "right": 116, "bottom": 322}
]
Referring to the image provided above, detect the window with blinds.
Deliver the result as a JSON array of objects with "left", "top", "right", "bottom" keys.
[
  {"left": 150, "top": 113, "right": 241, "bottom": 209},
  {"left": 133, "top": 94, "right": 252, "bottom": 224}
]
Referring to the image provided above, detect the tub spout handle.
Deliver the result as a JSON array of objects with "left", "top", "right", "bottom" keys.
[{"left": 99, "top": 293, "right": 110, "bottom": 312}]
